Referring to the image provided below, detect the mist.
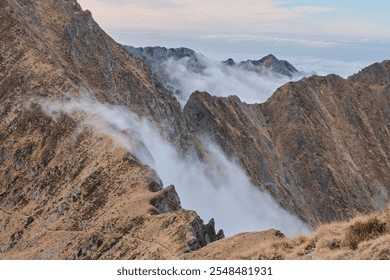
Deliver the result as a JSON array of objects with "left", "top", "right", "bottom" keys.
[
  {"left": 36, "top": 97, "right": 311, "bottom": 237},
  {"left": 161, "top": 54, "right": 303, "bottom": 105}
]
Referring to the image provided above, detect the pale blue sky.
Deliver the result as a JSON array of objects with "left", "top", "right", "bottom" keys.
[{"left": 78, "top": 0, "right": 390, "bottom": 76}]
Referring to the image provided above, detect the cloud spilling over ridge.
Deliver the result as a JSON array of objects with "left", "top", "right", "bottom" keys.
[
  {"left": 36, "top": 97, "right": 311, "bottom": 237},
  {"left": 161, "top": 55, "right": 301, "bottom": 105}
]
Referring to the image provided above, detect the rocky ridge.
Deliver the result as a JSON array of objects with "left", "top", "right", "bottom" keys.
[
  {"left": 0, "top": 0, "right": 221, "bottom": 259},
  {"left": 222, "top": 54, "right": 299, "bottom": 77},
  {"left": 184, "top": 67, "right": 390, "bottom": 226}
]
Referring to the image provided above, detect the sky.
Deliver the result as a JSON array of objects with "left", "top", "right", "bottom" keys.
[{"left": 77, "top": 0, "right": 390, "bottom": 76}]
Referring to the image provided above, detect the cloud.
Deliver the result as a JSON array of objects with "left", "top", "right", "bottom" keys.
[
  {"left": 198, "top": 34, "right": 343, "bottom": 48},
  {"left": 286, "top": 56, "right": 370, "bottom": 78},
  {"left": 95, "top": 0, "right": 184, "bottom": 9},
  {"left": 159, "top": 54, "right": 302, "bottom": 105},
  {"left": 78, "top": 0, "right": 337, "bottom": 34},
  {"left": 34, "top": 96, "right": 311, "bottom": 237}
]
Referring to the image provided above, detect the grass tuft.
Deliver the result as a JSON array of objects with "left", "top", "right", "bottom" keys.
[{"left": 344, "top": 217, "right": 387, "bottom": 250}]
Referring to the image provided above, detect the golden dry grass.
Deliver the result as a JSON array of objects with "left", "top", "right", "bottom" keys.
[
  {"left": 343, "top": 217, "right": 387, "bottom": 250},
  {"left": 188, "top": 207, "right": 390, "bottom": 260}
]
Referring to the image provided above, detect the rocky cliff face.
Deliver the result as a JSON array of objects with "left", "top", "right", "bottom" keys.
[
  {"left": 184, "top": 68, "right": 390, "bottom": 226},
  {"left": 0, "top": 0, "right": 220, "bottom": 259}
]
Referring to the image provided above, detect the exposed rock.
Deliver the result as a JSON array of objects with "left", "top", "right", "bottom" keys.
[
  {"left": 223, "top": 54, "right": 299, "bottom": 77},
  {"left": 187, "top": 206, "right": 390, "bottom": 260},
  {"left": 184, "top": 70, "right": 390, "bottom": 226},
  {"left": 186, "top": 218, "right": 225, "bottom": 251},
  {"left": 222, "top": 58, "right": 236, "bottom": 67},
  {"left": 0, "top": 0, "right": 219, "bottom": 260},
  {"left": 349, "top": 60, "right": 390, "bottom": 85},
  {"left": 0, "top": 0, "right": 196, "bottom": 154},
  {"left": 150, "top": 185, "right": 182, "bottom": 214}
]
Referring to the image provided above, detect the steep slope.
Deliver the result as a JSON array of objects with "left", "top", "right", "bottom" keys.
[
  {"left": 0, "top": 0, "right": 219, "bottom": 259},
  {"left": 0, "top": 114, "right": 216, "bottom": 259},
  {"left": 0, "top": 0, "right": 196, "bottom": 152},
  {"left": 184, "top": 68, "right": 390, "bottom": 226},
  {"left": 349, "top": 60, "right": 390, "bottom": 85}
]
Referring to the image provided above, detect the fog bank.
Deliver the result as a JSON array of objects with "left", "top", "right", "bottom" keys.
[{"left": 36, "top": 97, "right": 311, "bottom": 237}]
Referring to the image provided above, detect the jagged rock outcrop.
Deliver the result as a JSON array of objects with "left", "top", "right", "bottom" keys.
[
  {"left": 187, "top": 206, "right": 390, "bottom": 260},
  {"left": 184, "top": 68, "right": 390, "bottom": 226},
  {"left": 0, "top": 0, "right": 220, "bottom": 259}
]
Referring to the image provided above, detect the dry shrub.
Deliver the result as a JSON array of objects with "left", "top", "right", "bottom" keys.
[{"left": 344, "top": 217, "right": 387, "bottom": 250}]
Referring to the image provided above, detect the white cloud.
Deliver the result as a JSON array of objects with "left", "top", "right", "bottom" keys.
[
  {"left": 286, "top": 56, "right": 370, "bottom": 78},
  {"left": 198, "top": 34, "right": 343, "bottom": 48},
  {"left": 161, "top": 54, "right": 297, "bottom": 105},
  {"left": 34, "top": 96, "right": 311, "bottom": 237}
]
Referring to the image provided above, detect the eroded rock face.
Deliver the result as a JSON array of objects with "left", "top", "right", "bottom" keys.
[
  {"left": 184, "top": 71, "right": 390, "bottom": 226},
  {"left": 0, "top": 0, "right": 196, "bottom": 154},
  {"left": 349, "top": 60, "right": 390, "bottom": 85},
  {"left": 0, "top": 0, "right": 220, "bottom": 259}
]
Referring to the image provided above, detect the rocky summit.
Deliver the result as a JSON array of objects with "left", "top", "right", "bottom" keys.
[
  {"left": 1, "top": 0, "right": 390, "bottom": 260},
  {"left": 222, "top": 54, "right": 299, "bottom": 78}
]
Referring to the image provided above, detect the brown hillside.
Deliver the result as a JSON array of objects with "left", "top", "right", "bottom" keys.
[
  {"left": 184, "top": 73, "right": 390, "bottom": 226},
  {"left": 187, "top": 205, "right": 390, "bottom": 260},
  {"left": 0, "top": 0, "right": 218, "bottom": 259}
]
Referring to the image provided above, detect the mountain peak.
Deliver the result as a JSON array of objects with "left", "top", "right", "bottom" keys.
[
  {"left": 348, "top": 60, "right": 390, "bottom": 85},
  {"left": 261, "top": 54, "right": 278, "bottom": 61},
  {"left": 222, "top": 58, "right": 236, "bottom": 66}
]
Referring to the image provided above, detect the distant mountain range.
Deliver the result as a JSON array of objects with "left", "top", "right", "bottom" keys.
[
  {"left": 124, "top": 46, "right": 299, "bottom": 77},
  {"left": 123, "top": 46, "right": 304, "bottom": 97}
]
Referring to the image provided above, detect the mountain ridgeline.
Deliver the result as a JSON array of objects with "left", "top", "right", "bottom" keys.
[
  {"left": 1, "top": 0, "right": 390, "bottom": 260},
  {"left": 123, "top": 46, "right": 301, "bottom": 97},
  {"left": 0, "top": 0, "right": 221, "bottom": 259}
]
